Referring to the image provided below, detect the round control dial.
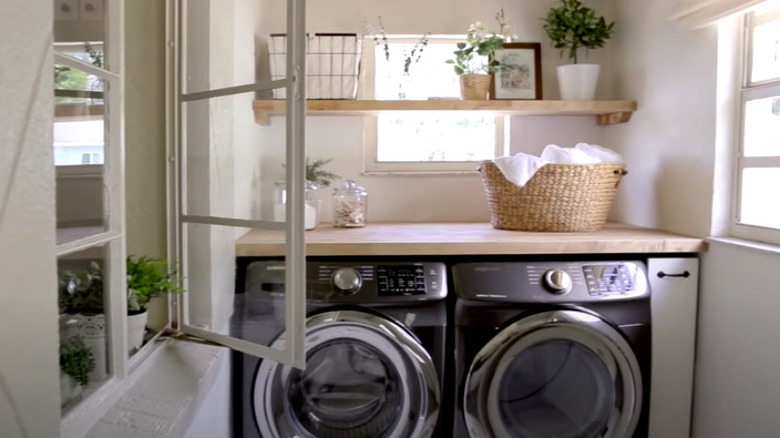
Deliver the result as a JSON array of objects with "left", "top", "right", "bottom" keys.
[
  {"left": 543, "top": 269, "right": 572, "bottom": 294},
  {"left": 332, "top": 268, "right": 362, "bottom": 295}
]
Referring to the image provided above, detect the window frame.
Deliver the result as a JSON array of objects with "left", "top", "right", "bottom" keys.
[
  {"left": 362, "top": 36, "right": 507, "bottom": 174},
  {"left": 56, "top": 0, "right": 131, "bottom": 435},
  {"left": 732, "top": 7, "right": 780, "bottom": 245}
]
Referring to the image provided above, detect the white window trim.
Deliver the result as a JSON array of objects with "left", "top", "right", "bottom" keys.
[
  {"left": 56, "top": 0, "right": 131, "bottom": 435},
  {"left": 361, "top": 36, "right": 507, "bottom": 174},
  {"left": 730, "top": 9, "right": 780, "bottom": 245}
]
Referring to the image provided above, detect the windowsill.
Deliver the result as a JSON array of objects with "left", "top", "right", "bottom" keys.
[
  {"left": 706, "top": 236, "right": 780, "bottom": 256},
  {"left": 83, "top": 339, "right": 228, "bottom": 438}
]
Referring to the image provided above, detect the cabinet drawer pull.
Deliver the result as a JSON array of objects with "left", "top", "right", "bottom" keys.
[{"left": 657, "top": 271, "right": 690, "bottom": 279}]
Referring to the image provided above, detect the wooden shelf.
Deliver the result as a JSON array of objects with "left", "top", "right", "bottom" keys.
[{"left": 252, "top": 99, "right": 637, "bottom": 126}]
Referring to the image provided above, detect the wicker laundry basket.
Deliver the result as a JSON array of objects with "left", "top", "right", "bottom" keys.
[{"left": 479, "top": 160, "right": 627, "bottom": 232}]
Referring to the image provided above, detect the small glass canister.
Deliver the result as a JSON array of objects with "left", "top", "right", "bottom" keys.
[{"left": 332, "top": 179, "right": 368, "bottom": 227}]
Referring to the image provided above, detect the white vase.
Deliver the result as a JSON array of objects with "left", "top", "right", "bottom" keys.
[
  {"left": 60, "top": 370, "right": 83, "bottom": 407},
  {"left": 127, "top": 311, "right": 148, "bottom": 354},
  {"left": 556, "top": 64, "right": 600, "bottom": 100}
]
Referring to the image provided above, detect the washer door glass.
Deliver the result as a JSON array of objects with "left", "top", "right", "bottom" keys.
[
  {"left": 286, "top": 340, "right": 402, "bottom": 437},
  {"left": 254, "top": 310, "right": 440, "bottom": 438},
  {"left": 495, "top": 339, "right": 616, "bottom": 438}
]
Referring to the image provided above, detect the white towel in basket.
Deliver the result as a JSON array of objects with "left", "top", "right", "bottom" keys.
[{"left": 493, "top": 143, "right": 623, "bottom": 187}]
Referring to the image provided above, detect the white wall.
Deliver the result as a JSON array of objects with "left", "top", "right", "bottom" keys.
[
  {"left": 693, "top": 241, "right": 780, "bottom": 437},
  {"left": 608, "top": 0, "right": 718, "bottom": 238},
  {"left": 610, "top": 1, "right": 780, "bottom": 436},
  {"left": 256, "top": 0, "right": 617, "bottom": 223},
  {"left": 0, "top": 1, "right": 61, "bottom": 437}
]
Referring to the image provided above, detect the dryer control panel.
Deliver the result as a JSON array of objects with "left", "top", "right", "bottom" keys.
[{"left": 453, "top": 260, "right": 649, "bottom": 303}]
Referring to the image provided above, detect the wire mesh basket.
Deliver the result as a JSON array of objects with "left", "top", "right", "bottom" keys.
[{"left": 269, "top": 33, "right": 361, "bottom": 99}]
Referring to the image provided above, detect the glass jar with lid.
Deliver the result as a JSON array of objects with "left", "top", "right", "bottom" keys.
[{"left": 332, "top": 179, "right": 368, "bottom": 227}]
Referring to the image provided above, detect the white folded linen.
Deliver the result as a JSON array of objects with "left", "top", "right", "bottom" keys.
[{"left": 492, "top": 143, "right": 623, "bottom": 187}]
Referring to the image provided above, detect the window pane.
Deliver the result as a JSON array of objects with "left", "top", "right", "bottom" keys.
[
  {"left": 751, "top": 18, "right": 780, "bottom": 82},
  {"left": 377, "top": 113, "right": 496, "bottom": 162},
  {"left": 375, "top": 39, "right": 462, "bottom": 100},
  {"left": 54, "top": 65, "right": 108, "bottom": 241},
  {"left": 743, "top": 97, "right": 780, "bottom": 157},
  {"left": 58, "top": 244, "right": 111, "bottom": 413},
  {"left": 740, "top": 167, "right": 780, "bottom": 229}
]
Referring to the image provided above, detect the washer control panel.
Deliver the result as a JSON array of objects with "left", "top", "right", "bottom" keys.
[
  {"left": 243, "top": 260, "right": 447, "bottom": 304},
  {"left": 453, "top": 260, "right": 648, "bottom": 303}
]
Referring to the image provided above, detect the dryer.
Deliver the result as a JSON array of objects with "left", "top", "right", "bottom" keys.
[
  {"left": 452, "top": 260, "right": 651, "bottom": 438},
  {"left": 232, "top": 258, "right": 448, "bottom": 438}
]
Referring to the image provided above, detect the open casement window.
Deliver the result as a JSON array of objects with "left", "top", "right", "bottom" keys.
[
  {"left": 733, "top": 2, "right": 780, "bottom": 245},
  {"left": 169, "top": 0, "right": 307, "bottom": 368},
  {"left": 54, "top": 0, "right": 129, "bottom": 435},
  {"left": 363, "top": 36, "right": 506, "bottom": 173}
]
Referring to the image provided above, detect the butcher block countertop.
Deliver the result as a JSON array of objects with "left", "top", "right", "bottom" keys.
[{"left": 235, "top": 222, "right": 707, "bottom": 257}]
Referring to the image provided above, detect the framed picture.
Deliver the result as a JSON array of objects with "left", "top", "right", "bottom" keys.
[{"left": 491, "top": 43, "right": 542, "bottom": 100}]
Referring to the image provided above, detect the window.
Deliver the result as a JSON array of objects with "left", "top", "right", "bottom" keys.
[
  {"left": 364, "top": 37, "right": 506, "bottom": 173},
  {"left": 735, "top": 2, "right": 780, "bottom": 244}
]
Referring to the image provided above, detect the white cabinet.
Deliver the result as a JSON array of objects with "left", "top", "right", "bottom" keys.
[{"left": 648, "top": 257, "right": 699, "bottom": 438}]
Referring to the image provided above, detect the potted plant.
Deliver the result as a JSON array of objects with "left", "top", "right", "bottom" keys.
[
  {"left": 126, "top": 255, "right": 184, "bottom": 352},
  {"left": 447, "top": 10, "right": 513, "bottom": 100},
  {"left": 59, "top": 261, "right": 108, "bottom": 382},
  {"left": 543, "top": 0, "right": 615, "bottom": 100},
  {"left": 59, "top": 336, "right": 95, "bottom": 406}
]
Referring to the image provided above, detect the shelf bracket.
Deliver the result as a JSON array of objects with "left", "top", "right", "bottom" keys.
[
  {"left": 597, "top": 111, "right": 632, "bottom": 126},
  {"left": 254, "top": 111, "right": 270, "bottom": 125}
]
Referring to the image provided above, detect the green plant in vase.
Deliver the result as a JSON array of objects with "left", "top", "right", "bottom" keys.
[
  {"left": 447, "top": 9, "right": 514, "bottom": 100},
  {"left": 59, "top": 336, "right": 95, "bottom": 406},
  {"left": 543, "top": 0, "right": 614, "bottom": 100},
  {"left": 126, "top": 255, "right": 184, "bottom": 352}
]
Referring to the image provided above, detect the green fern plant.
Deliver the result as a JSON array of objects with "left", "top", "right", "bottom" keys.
[
  {"left": 282, "top": 158, "right": 340, "bottom": 188},
  {"left": 126, "top": 256, "right": 185, "bottom": 313},
  {"left": 60, "top": 337, "right": 95, "bottom": 386}
]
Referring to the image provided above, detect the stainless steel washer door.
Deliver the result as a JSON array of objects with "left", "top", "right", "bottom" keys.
[
  {"left": 464, "top": 310, "right": 642, "bottom": 438},
  {"left": 254, "top": 310, "right": 440, "bottom": 438}
]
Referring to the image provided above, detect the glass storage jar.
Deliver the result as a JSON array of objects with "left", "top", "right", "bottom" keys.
[{"left": 332, "top": 179, "right": 367, "bottom": 227}]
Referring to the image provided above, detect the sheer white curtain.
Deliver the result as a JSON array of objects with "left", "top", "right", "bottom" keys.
[{"left": 671, "top": 0, "right": 767, "bottom": 27}]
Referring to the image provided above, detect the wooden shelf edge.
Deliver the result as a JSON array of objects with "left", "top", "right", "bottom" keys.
[{"left": 252, "top": 99, "right": 637, "bottom": 126}]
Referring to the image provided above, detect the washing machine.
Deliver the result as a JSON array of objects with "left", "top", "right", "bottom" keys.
[
  {"left": 452, "top": 259, "right": 651, "bottom": 438},
  {"left": 232, "top": 258, "right": 448, "bottom": 438}
]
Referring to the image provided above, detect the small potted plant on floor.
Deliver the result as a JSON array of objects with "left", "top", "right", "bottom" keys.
[
  {"left": 59, "top": 261, "right": 108, "bottom": 382},
  {"left": 447, "top": 10, "right": 514, "bottom": 100},
  {"left": 543, "top": 0, "right": 615, "bottom": 100},
  {"left": 126, "top": 255, "right": 184, "bottom": 353},
  {"left": 59, "top": 336, "right": 95, "bottom": 407}
]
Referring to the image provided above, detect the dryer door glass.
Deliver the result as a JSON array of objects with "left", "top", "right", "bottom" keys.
[
  {"left": 464, "top": 310, "right": 642, "bottom": 438},
  {"left": 254, "top": 310, "right": 440, "bottom": 438},
  {"left": 495, "top": 339, "right": 615, "bottom": 438}
]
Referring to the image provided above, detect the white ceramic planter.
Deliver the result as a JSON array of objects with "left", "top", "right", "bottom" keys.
[
  {"left": 60, "top": 371, "right": 83, "bottom": 407},
  {"left": 128, "top": 310, "right": 148, "bottom": 354},
  {"left": 556, "top": 64, "right": 600, "bottom": 100}
]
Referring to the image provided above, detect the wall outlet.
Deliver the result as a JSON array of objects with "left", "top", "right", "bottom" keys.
[
  {"left": 79, "top": 0, "right": 104, "bottom": 21},
  {"left": 54, "top": 0, "right": 78, "bottom": 21}
]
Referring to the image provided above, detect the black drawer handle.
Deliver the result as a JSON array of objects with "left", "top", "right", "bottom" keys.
[{"left": 657, "top": 271, "right": 690, "bottom": 279}]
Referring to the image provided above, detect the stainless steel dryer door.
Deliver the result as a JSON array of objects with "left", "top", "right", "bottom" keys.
[
  {"left": 464, "top": 310, "right": 642, "bottom": 438},
  {"left": 254, "top": 310, "right": 441, "bottom": 438}
]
